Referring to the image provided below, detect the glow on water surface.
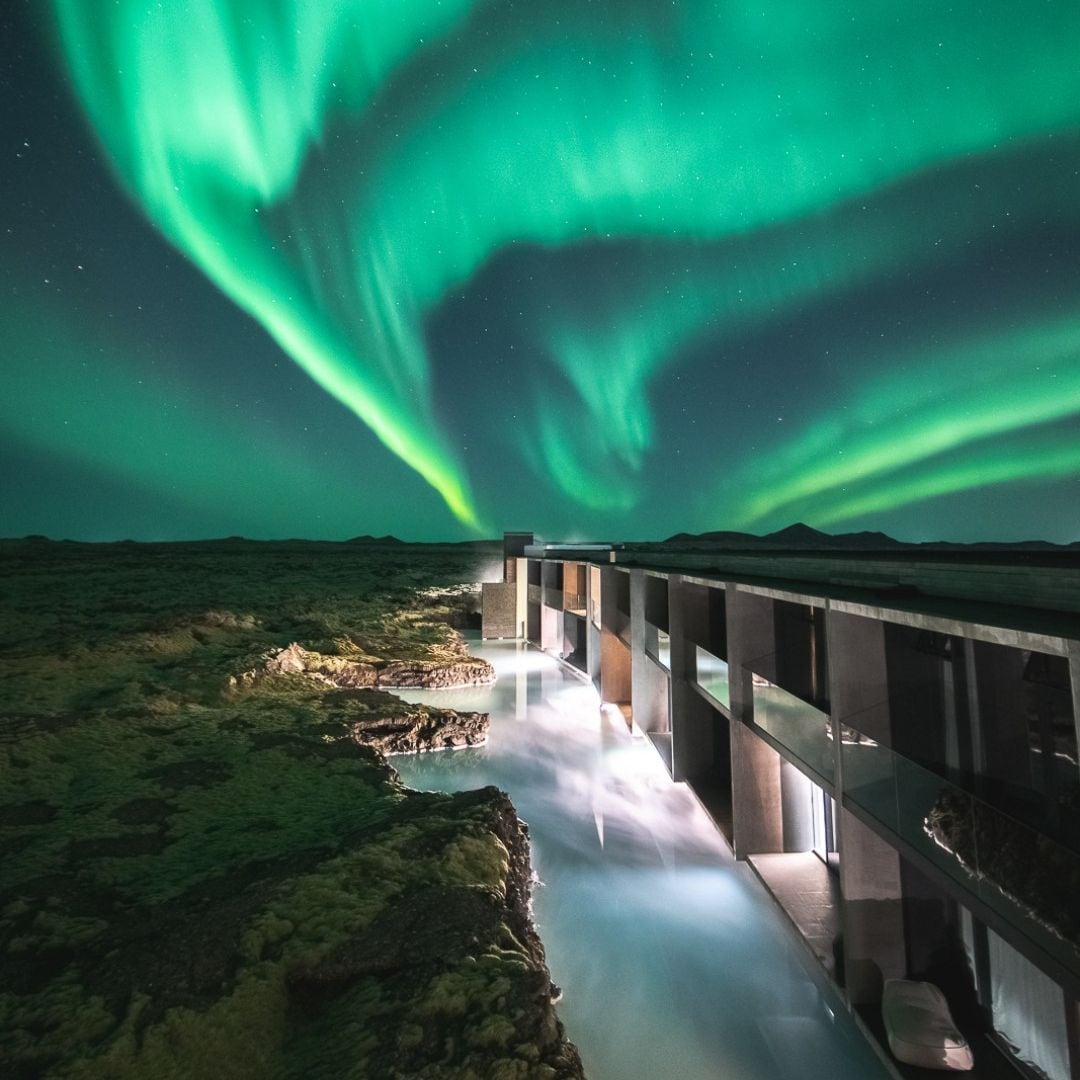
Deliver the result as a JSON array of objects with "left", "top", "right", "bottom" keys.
[{"left": 392, "top": 638, "right": 889, "bottom": 1080}]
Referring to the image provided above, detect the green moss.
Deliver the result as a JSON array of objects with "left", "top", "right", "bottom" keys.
[
  {"left": 0, "top": 541, "right": 580, "bottom": 1079},
  {"left": 0, "top": 971, "right": 116, "bottom": 1071},
  {"left": 439, "top": 834, "right": 510, "bottom": 895},
  {"left": 62, "top": 971, "right": 289, "bottom": 1080},
  {"left": 279, "top": 978, "right": 384, "bottom": 1079},
  {"left": 467, "top": 1015, "right": 518, "bottom": 1048}
]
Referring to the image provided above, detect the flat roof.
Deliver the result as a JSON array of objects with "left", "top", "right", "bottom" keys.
[{"left": 522, "top": 542, "right": 1080, "bottom": 647}]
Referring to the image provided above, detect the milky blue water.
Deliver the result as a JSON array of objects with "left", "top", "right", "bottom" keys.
[{"left": 392, "top": 638, "right": 889, "bottom": 1080}]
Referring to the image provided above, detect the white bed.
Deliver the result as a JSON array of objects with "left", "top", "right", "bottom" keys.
[{"left": 882, "top": 979, "right": 975, "bottom": 1071}]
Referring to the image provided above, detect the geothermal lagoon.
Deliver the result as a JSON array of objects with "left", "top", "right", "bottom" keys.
[
  {"left": 1, "top": 539, "right": 888, "bottom": 1078},
  {"left": 394, "top": 637, "right": 890, "bottom": 1080}
]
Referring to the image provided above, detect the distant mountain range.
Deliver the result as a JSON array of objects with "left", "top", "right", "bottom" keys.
[
  {"left": 662, "top": 522, "right": 1080, "bottom": 551},
  {"left": 344, "top": 534, "right": 405, "bottom": 545},
  {"left": 4, "top": 534, "right": 502, "bottom": 548},
  {"left": 5, "top": 525, "right": 1077, "bottom": 550}
]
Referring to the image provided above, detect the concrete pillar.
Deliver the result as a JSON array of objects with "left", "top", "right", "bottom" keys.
[
  {"left": 730, "top": 721, "right": 783, "bottom": 857},
  {"left": 515, "top": 558, "right": 527, "bottom": 639},
  {"left": 599, "top": 566, "right": 632, "bottom": 710},
  {"left": 726, "top": 585, "right": 774, "bottom": 729},
  {"left": 1068, "top": 641, "right": 1080, "bottom": 770},
  {"left": 826, "top": 610, "right": 891, "bottom": 865},
  {"left": 726, "top": 585, "right": 782, "bottom": 858},
  {"left": 780, "top": 758, "right": 814, "bottom": 852},
  {"left": 600, "top": 628, "right": 632, "bottom": 707},
  {"left": 825, "top": 610, "right": 890, "bottom": 742},
  {"left": 587, "top": 564, "right": 602, "bottom": 693},
  {"left": 540, "top": 604, "right": 560, "bottom": 651},
  {"left": 630, "top": 568, "right": 648, "bottom": 714},
  {"left": 840, "top": 808, "right": 907, "bottom": 1005}
]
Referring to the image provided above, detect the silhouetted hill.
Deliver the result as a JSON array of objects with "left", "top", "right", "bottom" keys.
[
  {"left": 345, "top": 534, "right": 404, "bottom": 545},
  {"left": 664, "top": 522, "right": 905, "bottom": 549},
  {"left": 662, "top": 522, "right": 1077, "bottom": 552},
  {"left": 666, "top": 529, "right": 758, "bottom": 545}
]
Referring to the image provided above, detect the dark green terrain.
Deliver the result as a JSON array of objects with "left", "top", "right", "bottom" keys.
[{"left": 0, "top": 539, "right": 583, "bottom": 1079}]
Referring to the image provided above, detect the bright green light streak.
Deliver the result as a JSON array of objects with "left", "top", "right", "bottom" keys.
[
  {"left": 809, "top": 433, "right": 1080, "bottom": 530},
  {"left": 525, "top": 144, "right": 1056, "bottom": 509},
  {"left": 724, "top": 314, "right": 1080, "bottom": 529},
  {"left": 529, "top": 409, "right": 642, "bottom": 514},
  {"left": 48, "top": 0, "right": 1080, "bottom": 527},
  {"left": 51, "top": 0, "right": 483, "bottom": 528}
]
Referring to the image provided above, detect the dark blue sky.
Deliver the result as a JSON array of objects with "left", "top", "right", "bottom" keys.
[{"left": 3, "top": 1, "right": 1079, "bottom": 542}]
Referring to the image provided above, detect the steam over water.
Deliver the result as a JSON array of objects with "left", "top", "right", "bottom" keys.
[{"left": 393, "top": 638, "right": 888, "bottom": 1079}]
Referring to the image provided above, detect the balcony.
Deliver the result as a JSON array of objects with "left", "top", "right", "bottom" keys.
[
  {"left": 843, "top": 734, "right": 1080, "bottom": 981},
  {"left": 693, "top": 645, "right": 728, "bottom": 709},
  {"left": 745, "top": 655, "right": 834, "bottom": 786},
  {"left": 644, "top": 623, "right": 671, "bottom": 669},
  {"left": 563, "top": 591, "right": 587, "bottom": 616}
]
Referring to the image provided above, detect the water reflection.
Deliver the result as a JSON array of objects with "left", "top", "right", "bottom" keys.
[{"left": 393, "top": 639, "right": 887, "bottom": 1080}]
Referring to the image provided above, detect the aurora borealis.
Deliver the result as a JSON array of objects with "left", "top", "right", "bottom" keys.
[{"left": 3, "top": 1, "right": 1079, "bottom": 541}]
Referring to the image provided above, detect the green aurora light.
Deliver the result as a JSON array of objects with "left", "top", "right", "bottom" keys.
[{"left": 16, "top": 0, "right": 1080, "bottom": 538}]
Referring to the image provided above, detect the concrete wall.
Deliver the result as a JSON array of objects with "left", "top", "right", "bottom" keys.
[
  {"left": 637, "top": 657, "right": 670, "bottom": 736},
  {"left": 730, "top": 722, "right": 783, "bottom": 857},
  {"left": 664, "top": 575, "right": 719, "bottom": 781},
  {"left": 540, "top": 603, "right": 561, "bottom": 651},
  {"left": 600, "top": 629, "right": 632, "bottom": 707},
  {"left": 617, "top": 550, "right": 1080, "bottom": 616},
  {"left": 673, "top": 689, "right": 718, "bottom": 784},
  {"left": 839, "top": 808, "right": 907, "bottom": 1005},
  {"left": 827, "top": 610, "right": 890, "bottom": 743},
  {"left": 780, "top": 759, "right": 814, "bottom": 852},
  {"left": 481, "top": 582, "right": 517, "bottom": 639}
]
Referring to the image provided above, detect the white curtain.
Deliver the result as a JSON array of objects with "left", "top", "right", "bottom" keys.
[{"left": 988, "top": 929, "right": 1069, "bottom": 1080}]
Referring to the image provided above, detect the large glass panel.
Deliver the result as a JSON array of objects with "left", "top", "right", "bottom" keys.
[
  {"left": 882, "top": 631, "right": 1080, "bottom": 856},
  {"left": 656, "top": 630, "right": 671, "bottom": 671},
  {"left": 749, "top": 665, "right": 834, "bottom": 784},
  {"left": 841, "top": 738, "right": 897, "bottom": 832},
  {"left": 988, "top": 929, "right": 1070, "bottom": 1080},
  {"left": 645, "top": 623, "right": 671, "bottom": 670},
  {"left": 843, "top": 739, "right": 1080, "bottom": 980},
  {"left": 695, "top": 645, "right": 729, "bottom": 709}
]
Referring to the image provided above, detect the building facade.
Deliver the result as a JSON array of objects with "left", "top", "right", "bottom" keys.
[{"left": 483, "top": 534, "right": 1080, "bottom": 1080}]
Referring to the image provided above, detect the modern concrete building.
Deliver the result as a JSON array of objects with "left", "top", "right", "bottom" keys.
[{"left": 484, "top": 532, "right": 1080, "bottom": 1080}]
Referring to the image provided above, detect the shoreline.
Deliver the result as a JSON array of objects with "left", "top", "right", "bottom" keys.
[{"left": 0, "top": 542, "right": 583, "bottom": 1078}]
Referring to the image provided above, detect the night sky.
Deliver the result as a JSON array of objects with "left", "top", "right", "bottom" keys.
[{"left": 3, "top": 1, "right": 1079, "bottom": 543}]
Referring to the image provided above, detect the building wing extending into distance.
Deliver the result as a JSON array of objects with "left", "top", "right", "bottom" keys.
[{"left": 487, "top": 532, "right": 1080, "bottom": 1078}]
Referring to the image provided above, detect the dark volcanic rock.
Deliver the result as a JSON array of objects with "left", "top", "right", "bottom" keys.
[
  {"left": 240, "top": 641, "right": 496, "bottom": 692},
  {"left": 377, "top": 656, "right": 495, "bottom": 688},
  {"left": 349, "top": 703, "right": 488, "bottom": 754},
  {"left": 925, "top": 788, "right": 1080, "bottom": 955}
]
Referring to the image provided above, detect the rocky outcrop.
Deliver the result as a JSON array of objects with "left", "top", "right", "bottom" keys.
[
  {"left": 378, "top": 656, "right": 495, "bottom": 688},
  {"left": 350, "top": 701, "right": 489, "bottom": 754},
  {"left": 287, "top": 787, "right": 584, "bottom": 1080},
  {"left": 924, "top": 789, "right": 1080, "bottom": 955},
  {"left": 257, "top": 641, "right": 379, "bottom": 686},
  {"left": 236, "top": 642, "right": 495, "bottom": 692}
]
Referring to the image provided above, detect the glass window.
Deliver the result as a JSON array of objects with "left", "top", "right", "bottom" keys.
[
  {"left": 960, "top": 909, "right": 1071, "bottom": 1080},
  {"left": 988, "top": 928, "right": 1070, "bottom": 1080},
  {"left": 695, "top": 645, "right": 729, "bottom": 709}
]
